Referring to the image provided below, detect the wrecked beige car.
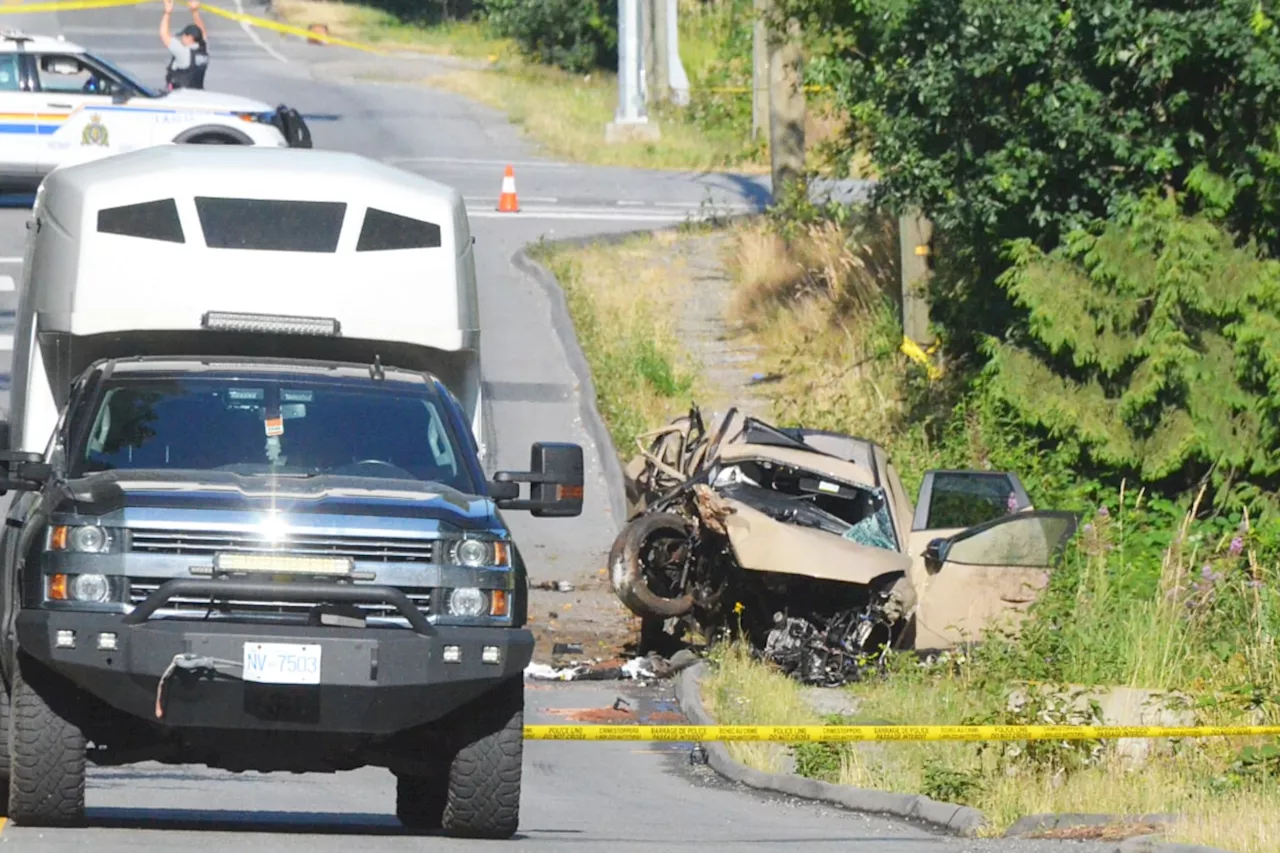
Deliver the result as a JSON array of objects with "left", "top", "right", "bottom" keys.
[{"left": 608, "top": 406, "right": 1079, "bottom": 685}]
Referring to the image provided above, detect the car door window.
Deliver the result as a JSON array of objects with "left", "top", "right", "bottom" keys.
[
  {"left": 941, "top": 511, "right": 1078, "bottom": 567},
  {"left": 912, "top": 469, "right": 1033, "bottom": 531},
  {"left": 0, "top": 54, "right": 22, "bottom": 92},
  {"left": 34, "top": 54, "right": 116, "bottom": 95}
]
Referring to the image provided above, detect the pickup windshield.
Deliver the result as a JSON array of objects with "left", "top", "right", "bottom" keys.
[{"left": 71, "top": 373, "right": 476, "bottom": 492}]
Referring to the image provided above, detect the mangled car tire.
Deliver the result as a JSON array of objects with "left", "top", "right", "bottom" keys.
[{"left": 609, "top": 512, "right": 696, "bottom": 620}]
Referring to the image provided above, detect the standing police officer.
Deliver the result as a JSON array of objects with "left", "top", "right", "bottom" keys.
[{"left": 160, "top": 0, "right": 209, "bottom": 90}]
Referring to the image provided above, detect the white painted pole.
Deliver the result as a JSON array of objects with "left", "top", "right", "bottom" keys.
[
  {"left": 666, "top": 0, "right": 690, "bottom": 106},
  {"left": 615, "top": 0, "right": 648, "bottom": 124}
]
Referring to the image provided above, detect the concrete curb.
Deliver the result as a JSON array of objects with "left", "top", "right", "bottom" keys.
[
  {"left": 673, "top": 660, "right": 988, "bottom": 836},
  {"left": 508, "top": 217, "right": 758, "bottom": 531}
]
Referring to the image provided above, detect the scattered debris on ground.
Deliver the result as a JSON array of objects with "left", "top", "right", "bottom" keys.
[{"left": 524, "top": 648, "right": 703, "bottom": 683}]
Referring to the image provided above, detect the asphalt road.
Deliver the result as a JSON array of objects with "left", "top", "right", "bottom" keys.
[{"left": 0, "top": 7, "right": 1107, "bottom": 851}]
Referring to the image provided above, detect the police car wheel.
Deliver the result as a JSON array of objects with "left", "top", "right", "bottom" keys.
[
  {"left": 186, "top": 134, "right": 241, "bottom": 145},
  {"left": 7, "top": 655, "right": 86, "bottom": 827}
]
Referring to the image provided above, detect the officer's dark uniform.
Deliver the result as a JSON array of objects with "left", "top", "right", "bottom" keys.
[{"left": 165, "top": 25, "right": 208, "bottom": 90}]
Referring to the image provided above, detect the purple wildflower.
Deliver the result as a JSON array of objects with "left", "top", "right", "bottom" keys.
[
  {"left": 1230, "top": 537, "right": 1245, "bottom": 556},
  {"left": 1249, "top": 579, "right": 1264, "bottom": 590},
  {"left": 1201, "top": 564, "right": 1215, "bottom": 580},
  {"left": 1083, "top": 523, "right": 1094, "bottom": 535},
  {"left": 1097, "top": 506, "right": 1110, "bottom": 518}
]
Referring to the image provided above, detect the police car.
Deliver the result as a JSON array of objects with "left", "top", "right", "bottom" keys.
[{"left": 0, "top": 29, "right": 310, "bottom": 192}]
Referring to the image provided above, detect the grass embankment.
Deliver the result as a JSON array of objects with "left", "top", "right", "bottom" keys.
[
  {"left": 529, "top": 232, "right": 701, "bottom": 455},
  {"left": 276, "top": 0, "right": 848, "bottom": 171},
  {"left": 538, "top": 209, "right": 1280, "bottom": 850},
  {"left": 707, "top": 212, "right": 1280, "bottom": 851},
  {"left": 272, "top": 0, "right": 507, "bottom": 58},
  {"left": 424, "top": 0, "right": 773, "bottom": 171}
]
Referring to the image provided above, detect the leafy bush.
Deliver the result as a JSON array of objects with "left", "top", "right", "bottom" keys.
[
  {"left": 485, "top": 0, "right": 617, "bottom": 72},
  {"left": 983, "top": 188, "right": 1280, "bottom": 506},
  {"left": 780, "top": 0, "right": 1280, "bottom": 353}
]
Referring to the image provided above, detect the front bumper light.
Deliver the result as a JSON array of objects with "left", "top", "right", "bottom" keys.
[{"left": 47, "top": 525, "right": 125, "bottom": 554}]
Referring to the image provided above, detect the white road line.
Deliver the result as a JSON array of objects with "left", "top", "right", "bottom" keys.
[
  {"left": 386, "top": 156, "right": 577, "bottom": 170},
  {"left": 0, "top": 335, "right": 13, "bottom": 350},
  {"left": 0, "top": 276, "right": 14, "bottom": 292},
  {"left": 0, "top": 259, "right": 21, "bottom": 265},
  {"left": 616, "top": 200, "right": 645, "bottom": 206},
  {"left": 468, "top": 209, "right": 695, "bottom": 222},
  {"left": 463, "top": 195, "right": 560, "bottom": 205},
  {"left": 234, "top": 0, "right": 289, "bottom": 64}
]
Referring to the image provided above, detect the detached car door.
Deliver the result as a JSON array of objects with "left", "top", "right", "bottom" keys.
[{"left": 904, "top": 470, "right": 1076, "bottom": 650}]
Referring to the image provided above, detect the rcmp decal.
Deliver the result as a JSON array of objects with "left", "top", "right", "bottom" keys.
[{"left": 80, "top": 114, "right": 109, "bottom": 147}]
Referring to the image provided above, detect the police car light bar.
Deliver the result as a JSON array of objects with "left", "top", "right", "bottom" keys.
[{"left": 202, "top": 311, "right": 341, "bottom": 336}]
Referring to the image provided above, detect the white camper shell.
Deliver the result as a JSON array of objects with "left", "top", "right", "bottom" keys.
[{"left": 11, "top": 145, "right": 484, "bottom": 459}]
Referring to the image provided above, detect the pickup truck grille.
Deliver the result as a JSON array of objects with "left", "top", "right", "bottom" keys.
[
  {"left": 127, "top": 580, "right": 432, "bottom": 621},
  {"left": 128, "top": 529, "right": 438, "bottom": 564}
]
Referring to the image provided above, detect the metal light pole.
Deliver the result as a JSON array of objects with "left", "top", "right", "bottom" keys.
[{"left": 606, "top": 0, "right": 660, "bottom": 142}]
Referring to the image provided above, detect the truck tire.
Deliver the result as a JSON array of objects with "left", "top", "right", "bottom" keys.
[
  {"left": 0, "top": 679, "right": 11, "bottom": 797},
  {"left": 439, "top": 678, "right": 523, "bottom": 839},
  {"left": 7, "top": 658, "right": 86, "bottom": 826},
  {"left": 395, "top": 770, "right": 446, "bottom": 830}
]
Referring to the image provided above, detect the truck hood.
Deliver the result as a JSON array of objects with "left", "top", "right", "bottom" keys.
[
  {"left": 58, "top": 470, "right": 500, "bottom": 532},
  {"left": 149, "top": 88, "right": 275, "bottom": 113}
]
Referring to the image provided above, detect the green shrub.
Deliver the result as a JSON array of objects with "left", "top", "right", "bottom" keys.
[{"left": 485, "top": 0, "right": 617, "bottom": 72}]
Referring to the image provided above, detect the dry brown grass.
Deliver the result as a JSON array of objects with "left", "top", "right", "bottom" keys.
[
  {"left": 723, "top": 215, "right": 913, "bottom": 443},
  {"left": 272, "top": 0, "right": 506, "bottom": 57}
]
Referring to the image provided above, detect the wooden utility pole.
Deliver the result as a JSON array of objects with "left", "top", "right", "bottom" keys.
[
  {"left": 751, "top": 0, "right": 770, "bottom": 140},
  {"left": 767, "top": 14, "right": 806, "bottom": 199},
  {"left": 898, "top": 212, "right": 935, "bottom": 345}
]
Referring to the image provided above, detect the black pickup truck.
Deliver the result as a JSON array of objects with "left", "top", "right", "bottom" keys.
[{"left": 0, "top": 353, "right": 583, "bottom": 837}]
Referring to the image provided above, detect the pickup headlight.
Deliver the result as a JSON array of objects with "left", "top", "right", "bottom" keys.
[
  {"left": 447, "top": 538, "right": 510, "bottom": 568},
  {"left": 46, "top": 573, "right": 125, "bottom": 604},
  {"left": 47, "top": 525, "right": 125, "bottom": 554}
]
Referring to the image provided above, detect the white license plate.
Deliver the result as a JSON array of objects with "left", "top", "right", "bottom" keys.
[{"left": 242, "top": 642, "right": 321, "bottom": 685}]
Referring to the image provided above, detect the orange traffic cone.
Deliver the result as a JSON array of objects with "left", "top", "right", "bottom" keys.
[{"left": 498, "top": 165, "right": 520, "bottom": 213}]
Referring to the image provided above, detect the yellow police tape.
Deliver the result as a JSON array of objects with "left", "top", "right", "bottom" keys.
[
  {"left": 0, "top": 0, "right": 389, "bottom": 55},
  {"left": 523, "top": 723, "right": 1280, "bottom": 742}
]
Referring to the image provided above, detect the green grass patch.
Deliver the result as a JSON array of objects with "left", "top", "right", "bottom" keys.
[
  {"left": 273, "top": 0, "right": 511, "bottom": 58},
  {"left": 530, "top": 234, "right": 700, "bottom": 455}
]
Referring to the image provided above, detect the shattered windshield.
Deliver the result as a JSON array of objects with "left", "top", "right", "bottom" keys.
[
  {"left": 71, "top": 372, "right": 476, "bottom": 492},
  {"left": 841, "top": 492, "right": 897, "bottom": 550}
]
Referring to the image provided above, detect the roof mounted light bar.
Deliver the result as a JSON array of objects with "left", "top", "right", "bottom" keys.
[
  {"left": 201, "top": 311, "right": 341, "bottom": 336},
  {"left": 0, "top": 29, "right": 32, "bottom": 42}
]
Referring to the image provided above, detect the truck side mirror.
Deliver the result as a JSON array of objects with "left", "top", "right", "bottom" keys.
[
  {"left": 0, "top": 429, "right": 50, "bottom": 495},
  {"left": 491, "top": 442, "right": 584, "bottom": 518}
]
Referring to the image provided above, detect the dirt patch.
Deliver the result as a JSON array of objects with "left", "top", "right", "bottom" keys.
[{"left": 545, "top": 706, "right": 638, "bottom": 724}]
